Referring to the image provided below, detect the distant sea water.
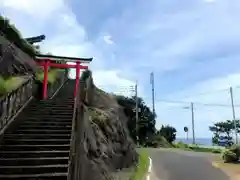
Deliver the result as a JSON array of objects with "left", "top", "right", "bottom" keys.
[
  {"left": 176, "top": 138, "right": 212, "bottom": 146},
  {"left": 175, "top": 138, "right": 227, "bottom": 149}
]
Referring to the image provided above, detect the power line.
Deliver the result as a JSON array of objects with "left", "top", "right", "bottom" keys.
[
  {"left": 154, "top": 99, "right": 240, "bottom": 107},
  {"left": 176, "top": 88, "right": 229, "bottom": 99}
]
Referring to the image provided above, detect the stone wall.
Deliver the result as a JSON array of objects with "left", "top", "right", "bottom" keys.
[
  {"left": 0, "top": 34, "right": 39, "bottom": 77},
  {"left": 70, "top": 72, "right": 138, "bottom": 180}
]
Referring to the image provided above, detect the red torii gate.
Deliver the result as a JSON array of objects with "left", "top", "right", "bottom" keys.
[{"left": 35, "top": 54, "right": 93, "bottom": 99}]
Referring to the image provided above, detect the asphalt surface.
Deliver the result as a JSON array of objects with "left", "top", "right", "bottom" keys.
[{"left": 149, "top": 149, "right": 230, "bottom": 180}]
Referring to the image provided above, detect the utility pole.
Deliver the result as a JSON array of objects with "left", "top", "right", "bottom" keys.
[
  {"left": 150, "top": 72, "right": 155, "bottom": 116},
  {"left": 135, "top": 82, "right": 139, "bottom": 146},
  {"left": 230, "top": 87, "right": 238, "bottom": 144},
  {"left": 191, "top": 102, "right": 196, "bottom": 144},
  {"left": 183, "top": 103, "right": 196, "bottom": 144}
]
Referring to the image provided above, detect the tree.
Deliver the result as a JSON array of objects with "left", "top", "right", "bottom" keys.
[
  {"left": 116, "top": 95, "right": 156, "bottom": 145},
  {"left": 159, "top": 125, "right": 177, "bottom": 143},
  {"left": 209, "top": 120, "right": 240, "bottom": 147}
]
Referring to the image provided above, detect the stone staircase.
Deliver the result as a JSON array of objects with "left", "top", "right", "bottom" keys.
[{"left": 0, "top": 80, "right": 76, "bottom": 179}]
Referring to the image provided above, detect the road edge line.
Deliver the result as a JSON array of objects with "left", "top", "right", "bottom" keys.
[{"left": 146, "top": 157, "right": 152, "bottom": 180}]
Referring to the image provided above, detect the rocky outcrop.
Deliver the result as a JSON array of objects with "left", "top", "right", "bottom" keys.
[
  {"left": 79, "top": 74, "right": 138, "bottom": 180},
  {"left": 0, "top": 34, "right": 39, "bottom": 77}
]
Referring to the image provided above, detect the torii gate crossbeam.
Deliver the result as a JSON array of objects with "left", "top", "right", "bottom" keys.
[{"left": 36, "top": 54, "right": 92, "bottom": 99}]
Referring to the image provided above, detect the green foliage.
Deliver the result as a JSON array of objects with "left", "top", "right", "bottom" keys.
[
  {"left": 35, "top": 69, "right": 64, "bottom": 84},
  {"left": 173, "top": 141, "right": 189, "bottom": 149},
  {"left": 145, "top": 134, "right": 172, "bottom": 148},
  {"left": 0, "top": 76, "right": 26, "bottom": 95},
  {"left": 222, "top": 149, "right": 238, "bottom": 163},
  {"left": 173, "top": 142, "right": 222, "bottom": 154},
  {"left": 88, "top": 107, "right": 107, "bottom": 123},
  {"left": 81, "top": 70, "right": 92, "bottom": 81},
  {"left": 130, "top": 149, "right": 149, "bottom": 180},
  {"left": 229, "top": 145, "right": 240, "bottom": 158},
  {"left": 211, "top": 149, "right": 222, "bottom": 154},
  {"left": 209, "top": 120, "right": 239, "bottom": 147},
  {"left": 159, "top": 125, "right": 177, "bottom": 143},
  {"left": 116, "top": 95, "right": 156, "bottom": 145},
  {"left": 221, "top": 144, "right": 240, "bottom": 163},
  {"left": 0, "top": 15, "right": 36, "bottom": 56},
  {"left": 0, "top": 76, "right": 6, "bottom": 94}
]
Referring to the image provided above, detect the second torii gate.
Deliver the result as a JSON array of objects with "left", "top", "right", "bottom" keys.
[{"left": 35, "top": 54, "right": 93, "bottom": 99}]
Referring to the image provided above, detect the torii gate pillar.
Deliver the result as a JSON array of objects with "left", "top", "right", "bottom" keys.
[{"left": 38, "top": 59, "right": 89, "bottom": 99}]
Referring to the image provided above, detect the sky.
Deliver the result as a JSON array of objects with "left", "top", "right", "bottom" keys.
[{"left": 1, "top": 0, "right": 240, "bottom": 138}]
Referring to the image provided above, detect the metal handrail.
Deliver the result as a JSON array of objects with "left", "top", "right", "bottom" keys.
[
  {"left": 0, "top": 76, "right": 33, "bottom": 132},
  {"left": 67, "top": 79, "right": 82, "bottom": 180}
]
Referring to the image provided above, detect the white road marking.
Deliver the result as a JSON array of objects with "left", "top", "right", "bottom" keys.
[{"left": 147, "top": 157, "right": 152, "bottom": 180}]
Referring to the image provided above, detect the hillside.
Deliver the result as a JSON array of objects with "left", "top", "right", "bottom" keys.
[{"left": 80, "top": 74, "right": 138, "bottom": 180}]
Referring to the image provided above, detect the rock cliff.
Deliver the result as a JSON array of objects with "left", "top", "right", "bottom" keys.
[
  {"left": 0, "top": 34, "right": 39, "bottom": 77},
  {"left": 79, "top": 73, "right": 138, "bottom": 180}
]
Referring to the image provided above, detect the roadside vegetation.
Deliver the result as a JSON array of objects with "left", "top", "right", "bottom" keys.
[
  {"left": 35, "top": 69, "right": 65, "bottom": 84},
  {"left": 222, "top": 145, "right": 240, "bottom": 163},
  {"left": 129, "top": 149, "right": 149, "bottom": 180},
  {"left": 173, "top": 141, "right": 222, "bottom": 154},
  {"left": 0, "top": 15, "right": 37, "bottom": 56},
  {"left": 0, "top": 76, "right": 27, "bottom": 95}
]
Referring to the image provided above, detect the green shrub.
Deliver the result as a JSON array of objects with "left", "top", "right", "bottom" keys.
[
  {"left": 211, "top": 149, "right": 222, "bottom": 154},
  {"left": 0, "top": 76, "right": 6, "bottom": 95},
  {"left": 80, "top": 70, "right": 92, "bottom": 81},
  {"left": 174, "top": 141, "right": 189, "bottom": 149},
  {"left": 222, "top": 150, "right": 238, "bottom": 163},
  {"left": 130, "top": 149, "right": 149, "bottom": 180},
  {"left": 35, "top": 69, "right": 63, "bottom": 84},
  {"left": 0, "top": 15, "right": 36, "bottom": 56},
  {"left": 229, "top": 145, "right": 240, "bottom": 158},
  {"left": 0, "top": 76, "right": 26, "bottom": 95},
  {"left": 145, "top": 134, "right": 172, "bottom": 148}
]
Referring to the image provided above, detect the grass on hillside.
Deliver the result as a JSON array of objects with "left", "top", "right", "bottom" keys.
[
  {"left": 173, "top": 142, "right": 223, "bottom": 154},
  {"left": 0, "top": 76, "right": 27, "bottom": 95},
  {"left": 35, "top": 69, "right": 64, "bottom": 84},
  {"left": 130, "top": 149, "right": 149, "bottom": 180}
]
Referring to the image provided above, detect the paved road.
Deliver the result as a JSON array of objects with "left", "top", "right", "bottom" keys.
[{"left": 148, "top": 148, "right": 230, "bottom": 180}]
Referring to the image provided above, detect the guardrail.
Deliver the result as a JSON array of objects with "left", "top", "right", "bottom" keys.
[
  {"left": 68, "top": 73, "right": 93, "bottom": 180},
  {"left": 0, "top": 76, "right": 34, "bottom": 132},
  {"left": 48, "top": 70, "right": 68, "bottom": 98}
]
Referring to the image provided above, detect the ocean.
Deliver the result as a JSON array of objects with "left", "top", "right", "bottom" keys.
[{"left": 176, "top": 138, "right": 213, "bottom": 146}]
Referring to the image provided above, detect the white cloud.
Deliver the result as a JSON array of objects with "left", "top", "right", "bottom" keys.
[
  {"left": 0, "top": 0, "right": 64, "bottom": 19},
  {"left": 103, "top": 35, "right": 114, "bottom": 45},
  {"left": 156, "top": 72, "right": 240, "bottom": 138},
  {"left": 92, "top": 70, "right": 135, "bottom": 96},
  {"left": 204, "top": 0, "right": 216, "bottom": 3},
  {"left": 0, "top": 0, "right": 134, "bottom": 96}
]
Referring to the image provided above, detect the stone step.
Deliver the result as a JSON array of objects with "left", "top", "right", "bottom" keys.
[
  {"left": 0, "top": 164, "right": 68, "bottom": 175},
  {"left": 0, "top": 172, "right": 68, "bottom": 180},
  {"left": 3, "top": 139, "right": 70, "bottom": 145},
  {"left": 0, "top": 150, "right": 70, "bottom": 158},
  {"left": 39, "top": 99, "right": 74, "bottom": 103},
  {"left": 27, "top": 110, "right": 74, "bottom": 114},
  {"left": 36, "top": 100, "right": 74, "bottom": 103},
  {"left": 24, "top": 117, "right": 73, "bottom": 122},
  {"left": 3, "top": 133, "right": 71, "bottom": 139},
  {"left": 0, "top": 157, "right": 69, "bottom": 166},
  {"left": 30, "top": 105, "right": 74, "bottom": 109},
  {"left": 18, "top": 125, "right": 72, "bottom": 130},
  {"left": 27, "top": 112, "right": 74, "bottom": 116},
  {"left": 0, "top": 144, "right": 71, "bottom": 151},
  {"left": 12, "top": 129, "right": 71, "bottom": 134},
  {"left": 21, "top": 121, "right": 72, "bottom": 125},
  {"left": 32, "top": 103, "right": 74, "bottom": 107},
  {"left": 23, "top": 114, "right": 73, "bottom": 118},
  {"left": 29, "top": 106, "right": 74, "bottom": 110}
]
